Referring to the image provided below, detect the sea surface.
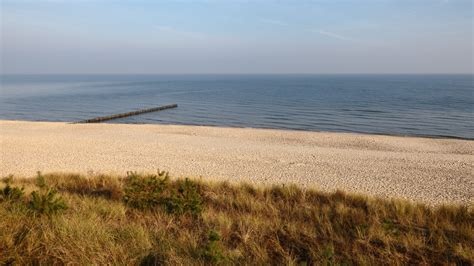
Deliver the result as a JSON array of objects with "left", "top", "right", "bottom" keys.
[{"left": 1, "top": 74, "right": 473, "bottom": 139}]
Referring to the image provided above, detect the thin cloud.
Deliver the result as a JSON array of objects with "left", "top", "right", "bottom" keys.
[
  {"left": 310, "top": 29, "right": 352, "bottom": 41},
  {"left": 258, "top": 18, "right": 352, "bottom": 41},
  {"left": 156, "top": 25, "right": 176, "bottom": 32},
  {"left": 155, "top": 25, "right": 205, "bottom": 39},
  {"left": 259, "top": 18, "right": 289, "bottom": 26}
]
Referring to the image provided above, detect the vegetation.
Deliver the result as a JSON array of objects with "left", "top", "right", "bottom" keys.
[
  {"left": 123, "top": 171, "right": 202, "bottom": 215},
  {"left": 27, "top": 172, "right": 68, "bottom": 216},
  {"left": 0, "top": 172, "right": 472, "bottom": 265},
  {"left": 0, "top": 176, "right": 24, "bottom": 202}
]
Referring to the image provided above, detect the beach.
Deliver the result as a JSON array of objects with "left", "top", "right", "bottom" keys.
[{"left": 1, "top": 120, "right": 472, "bottom": 205}]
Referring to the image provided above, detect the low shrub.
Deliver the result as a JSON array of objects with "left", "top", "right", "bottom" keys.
[
  {"left": 200, "top": 230, "right": 226, "bottom": 263},
  {"left": 123, "top": 171, "right": 169, "bottom": 210},
  {"left": 164, "top": 178, "right": 203, "bottom": 215},
  {"left": 0, "top": 176, "right": 24, "bottom": 202},
  {"left": 123, "top": 171, "right": 203, "bottom": 215},
  {"left": 27, "top": 172, "right": 68, "bottom": 216},
  {"left": 28, "top": 189, "right": 68, "bottom": 215},
  {"left": 36, "top": 171, "right": 47, "bottom": 190}
]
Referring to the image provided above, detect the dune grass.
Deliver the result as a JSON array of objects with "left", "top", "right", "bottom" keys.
[{"left": 0, "top": 171, "right": 473, "bottom": 265}]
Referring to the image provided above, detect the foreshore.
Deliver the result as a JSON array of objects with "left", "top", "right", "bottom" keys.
[{"left": 1, "top": 120, "right": 472, "bottom": 205}]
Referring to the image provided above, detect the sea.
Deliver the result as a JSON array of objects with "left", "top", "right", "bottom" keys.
[{"left": 1, "top": 74, "right": 473, "bottom": 139}]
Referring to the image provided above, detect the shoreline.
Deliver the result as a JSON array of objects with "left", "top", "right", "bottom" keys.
[
  {"left": 4, "top": 119, "right": 474, "bottom": 141},
  {"left": 1, "top": 120, "right": 473, "bottom": 205}
]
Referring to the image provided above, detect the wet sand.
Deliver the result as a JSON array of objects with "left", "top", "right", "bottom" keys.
[{"left": 1, "top": 120, "right": 472, "bottom": 205}]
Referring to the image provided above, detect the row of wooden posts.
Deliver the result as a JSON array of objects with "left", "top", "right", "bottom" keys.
[{"left": 74, "top": 104, "right": 178, "bottom": 123}]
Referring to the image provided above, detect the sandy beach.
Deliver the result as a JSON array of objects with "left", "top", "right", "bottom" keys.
[{"left": 1, "top": 120, "right": 472, "bottom": 205}]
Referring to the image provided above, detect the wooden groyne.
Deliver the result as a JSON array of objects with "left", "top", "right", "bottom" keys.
[{"left": 75, "top": 104, "right": 178, "bottom": 123}]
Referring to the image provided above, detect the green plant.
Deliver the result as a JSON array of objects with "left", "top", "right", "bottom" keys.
[
  {"left": 36, "top": 171, "right": 47, "bottom": 190},
  {"left": 123, "top": 172, "right": 203, "bottom": 215},
  {"left": 320, "top": 245, "right": 336, "bottom": 265},
  {"left": 27, "top": 172, "right": 68, "bottom": 215},
  {"left": 201, "top": 230, "right": 225, "bottom": 263},
  {"left": 164, "top": 178, "right": 202, "bottom": 215},
  {"left": 28, "top": 189, "right": 68, "bottom": 215},
  {"left": 123, "top": 171, "right": 169, "bottom": 210},
  {"left": 0, "top": 175, "right": 24, "bottom": 202}
]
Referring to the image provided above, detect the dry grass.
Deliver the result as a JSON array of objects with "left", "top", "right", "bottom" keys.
[{"left": 1, "top": 172, "right": 473, "bottom": 265}]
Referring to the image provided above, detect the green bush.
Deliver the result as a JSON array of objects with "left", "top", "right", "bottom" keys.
[
  {"left": 164, "top": 178, "right": 202, "bottom": 215},
  {"left": 123, "top": 171, "right": 169, "bottom": 209},
  {"left": 123, "top": 171, "right": 203, "bottom": 215},
  {"left": 28, "top": 189, "right": 68, "bottom": 215},
  {"left": 36, "top": 171, "right": 47, "bottom": 190},
  {"left": 0, "top": 175, "right": 24, "bottom": 202},
  {"left": 28, "top": 172, "right": 68, "bottom": 215},
  {"left": 200, "top": 230, "right": 226, "bottom": 263}
]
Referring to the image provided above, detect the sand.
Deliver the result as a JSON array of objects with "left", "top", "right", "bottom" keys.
[{"left": 1, "top": 120, "right": 472, "bottom": 205}]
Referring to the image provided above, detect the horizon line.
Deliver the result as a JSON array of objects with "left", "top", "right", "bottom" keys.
[{"left": 1, "top": 72, "right": 473, "bottom": 76}]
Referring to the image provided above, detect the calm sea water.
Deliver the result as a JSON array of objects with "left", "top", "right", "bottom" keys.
[{"left": 1, "top": 74, "right": 473, "bottom": 139}]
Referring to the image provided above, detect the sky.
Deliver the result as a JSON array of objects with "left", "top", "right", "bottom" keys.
[{"left": 1, "top": 0, "right": 473, "bottom": 74}]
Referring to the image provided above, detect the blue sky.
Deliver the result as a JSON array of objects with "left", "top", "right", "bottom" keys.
[{"left": 1, "top": 0, "right": 472, "bottom": 74}]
